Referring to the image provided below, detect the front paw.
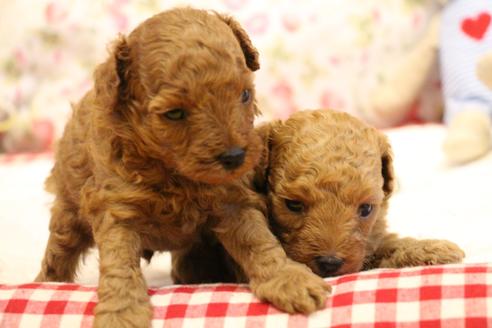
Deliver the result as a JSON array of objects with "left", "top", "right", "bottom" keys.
[
  {"left": 420, "top": 240, "right": 465, "bottom": 264},
  {"left": 93, "top": 301, "right": 153, "bottom": 328},
  {"left": 251, "top": 262, "right": 331, "bottom": 314},
  {"left": 381, "top": 239, "right": 465, "bottom": 268}
]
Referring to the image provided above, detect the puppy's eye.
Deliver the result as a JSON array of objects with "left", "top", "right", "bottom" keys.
[
  {"left": 358, "top": 204, "right": 373, "bottom": 219},
  {"left": 241, "top": 89, "right": 251, "bottom": 104},
  {"left": 285, "top": 199, "right": 305, "bottom": 213},
  {"left": 162, "top": 108, "right": 186, "bottom": 121}
]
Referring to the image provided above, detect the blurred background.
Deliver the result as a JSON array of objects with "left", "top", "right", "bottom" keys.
[{"left": 0, "top": 0, "right": 445, "bottom": 153}]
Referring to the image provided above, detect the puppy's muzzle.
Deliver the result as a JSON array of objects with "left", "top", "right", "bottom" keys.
[
  {"left": 315, "top": 256, "right": 344, "bottom": 277},
  {"left": 217, "top": 147, "right": 246, "bottom": 170}
]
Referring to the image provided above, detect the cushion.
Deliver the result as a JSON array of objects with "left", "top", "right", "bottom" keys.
[{"left": 1, "top": 264, "right": 491, "bottom": 327}]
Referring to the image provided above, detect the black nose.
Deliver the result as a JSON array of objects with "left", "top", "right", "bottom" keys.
[
  {"left": 315, "top": 256, "right": 344, "bottom": 277},
  {"left": 218, "top": 147, "right": 246, "bottom": 170}
]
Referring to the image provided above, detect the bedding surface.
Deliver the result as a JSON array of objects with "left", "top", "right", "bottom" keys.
[
  {"left": 1, "top": 264, "right": 491, "bottom": 327},
  {"left": 0, "top": 124, "right": 491, "bottom": 286}
]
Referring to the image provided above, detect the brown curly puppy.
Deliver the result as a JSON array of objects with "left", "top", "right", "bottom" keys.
[
  {"left": 35, "top": 8, "right": 328, "bottom": 327},
  {"left": 172, "top": 110, "right": 465, "bottom": 283}
]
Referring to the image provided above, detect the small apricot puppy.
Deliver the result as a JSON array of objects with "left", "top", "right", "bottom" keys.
[
  {"left": 172, "top": 110, "right": 465, "bottom": 284},
  {"left": 35, "top": 8, "right": 328, "bottom": 327}
]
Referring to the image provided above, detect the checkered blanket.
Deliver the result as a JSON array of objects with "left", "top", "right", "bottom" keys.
[{"left": 1, "top": 263, "right": 491, "bottom": 328}]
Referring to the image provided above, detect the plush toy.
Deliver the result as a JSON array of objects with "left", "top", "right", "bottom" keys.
[
  {"left": 441, "top": 0, "right": 492, "bottom": 164},
  {"left": 477, "top": 52, "right": 492, "bottom": 89},
  {"left": 362, "top": 13, "right": 442, "bottom": 127}
]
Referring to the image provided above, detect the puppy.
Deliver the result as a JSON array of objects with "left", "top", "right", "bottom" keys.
[
  {"left": 35, "top": 9, "right": 328, "bottom": 327},
  {"left": 172, "top": 110, "right": 464, "bottom": 284}
]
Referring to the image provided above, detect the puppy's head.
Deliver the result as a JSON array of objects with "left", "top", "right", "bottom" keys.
[
  {"left": 264, "top": 110, "right": 395, "bottom": 277},
  {"left": 93, "top": 8, "right": 262, "bottom": 184}
]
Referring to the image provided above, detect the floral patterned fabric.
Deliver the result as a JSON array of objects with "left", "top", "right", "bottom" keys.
[{"left": 0, "top": 0, "right": 444, "bottom": 152}]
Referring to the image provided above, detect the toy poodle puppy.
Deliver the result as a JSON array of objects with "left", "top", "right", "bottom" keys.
[
  {"left": 35, "top": 8, "right": 328, "bottom": 327},
  {"left": 172, "top": 110, "right": 465, "bottom": 283}
]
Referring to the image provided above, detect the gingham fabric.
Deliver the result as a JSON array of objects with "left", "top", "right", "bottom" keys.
[{"left": 1, "top": 263, "right": 491, "bottom": 328}]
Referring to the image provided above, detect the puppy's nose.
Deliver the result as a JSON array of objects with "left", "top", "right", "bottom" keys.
[
  {"left": 315, "top": 256, "right": 344, "bottom": 277},
  {"left": 218, "top": 147, "right": 246, "bottom": 170}
]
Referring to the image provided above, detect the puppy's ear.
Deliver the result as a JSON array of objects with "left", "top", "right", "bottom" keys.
[
  {"left": 253, "top": 120, "right": 281, "bottom": 193},
  {"left": 216, "top": 13, "right": 260, "bottom": 71},
  {"left": 93, "top": 35, "right": 133, "bottom": 114},
  {"left": 379, "top": 135, "right": 395, "bottom": 197}
]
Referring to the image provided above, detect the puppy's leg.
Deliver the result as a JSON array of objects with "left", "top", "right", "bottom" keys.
[
  {"left": 214, "top": 208, "right": 330, "bottom": 314},
  {"left": 368, "top": 233, "right": 465, "bottom": 269},
  {"left": 171, "top": 236, "right": 237, "bottom": 284},
  {"left": 92, "top": 214, "right": 152, "bottom": 328},
  {"left": 35, "top": 198, "right": 92, "bottom": 282}
]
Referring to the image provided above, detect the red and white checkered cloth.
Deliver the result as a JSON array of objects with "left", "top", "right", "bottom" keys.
[{"left": 1, "top": 263, "right": 491, "bottom": 327}]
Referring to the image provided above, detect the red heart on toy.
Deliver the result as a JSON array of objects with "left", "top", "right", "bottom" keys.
[{"left": 461, "top": 12, "right": 491, "bottom": 41}]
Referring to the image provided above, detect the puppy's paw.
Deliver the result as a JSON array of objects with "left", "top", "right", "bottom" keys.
[
  {"left": 381, "top": 239, "right": 465, "bottom": 268},
  {"left": 418, "top": 239, "right": 465, "bottom": 264},
  {"left": 93, "top": 301, "right": 153, "bottom": 328},
  {"left": 251, "top": 262, "right": 330, "bottom": 314}
]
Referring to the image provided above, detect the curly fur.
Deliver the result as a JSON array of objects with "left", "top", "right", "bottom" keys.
[
  {"left": 172, "top": 110, "right": 465, "bottom": 283},
  {"left": 35, "top": 8, "right": 328, "bottom": 327}
]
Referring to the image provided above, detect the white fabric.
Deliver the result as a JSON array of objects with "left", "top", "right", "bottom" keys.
[{"left": 0, "top": 124, "right": 491, "bottom": 286}]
